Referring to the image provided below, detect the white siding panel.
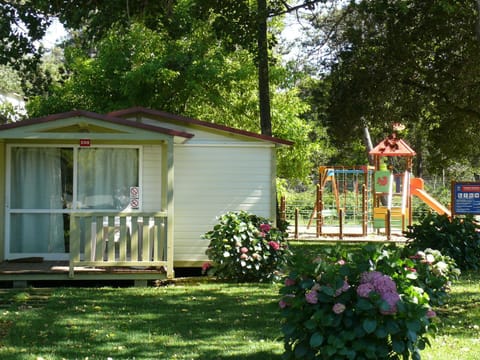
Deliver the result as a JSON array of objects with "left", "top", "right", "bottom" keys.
[
  {"left": 142, "top": 145, "right": 162, "bottom": 211},
  {"left": 173, "top": 145, "right": 274, "bottom": 263}
]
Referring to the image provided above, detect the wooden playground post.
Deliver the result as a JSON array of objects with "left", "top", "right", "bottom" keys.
[
  {"left": 294, "top": 208, "right": 299, "bottom": 239},
  {"left": 362, "top": 184, "right": 368, "bottom": 236},
  {"left": 339, "top": 208, "right": 344, "bottom": 239},
  {"left": 316, "top": 184, "right": 323, "bottom": 237},
  {"left": 386, "top": 209, "right": 391, "bottom": 240}
]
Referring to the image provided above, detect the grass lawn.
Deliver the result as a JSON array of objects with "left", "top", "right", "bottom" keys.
[
  {"left": 0, "top": 243, "right": 478, "bottom": 359},
  {"left": 0, "top": 281, "right": 284, "bottom": 360}
]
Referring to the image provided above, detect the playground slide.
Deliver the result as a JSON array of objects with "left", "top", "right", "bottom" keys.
[{"left": 412, "top": 188, "right": 451, "bottom": 217}]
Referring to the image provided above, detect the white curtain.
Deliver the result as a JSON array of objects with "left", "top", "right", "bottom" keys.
[
  {"left": 77, "top": 148, "right": 138, "bottom": 210},
  {"left": 10, "top": 148, "right": 65, "bottom": 253}
]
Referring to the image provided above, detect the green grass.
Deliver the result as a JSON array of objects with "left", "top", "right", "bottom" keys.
[
  {"left": 0, "top": 246, "right": 478, "bottom": 359},
  {"left": 422, "top": 272, "right": 480, "bottom": 360},
  {"left": 0, "top": 281, "right": 284, "bottom": 359}
]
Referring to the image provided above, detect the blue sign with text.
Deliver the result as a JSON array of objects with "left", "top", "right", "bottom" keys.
[{"left": 452, "top": 182, "right": 480, "bottom": 215}]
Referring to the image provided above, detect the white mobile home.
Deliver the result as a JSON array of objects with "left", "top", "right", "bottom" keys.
[{"left": 0, "top": 107, "right": 292, "bottom": 282}]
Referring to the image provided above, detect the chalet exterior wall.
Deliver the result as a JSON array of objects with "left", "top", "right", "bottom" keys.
[
  {"left": 123, "top": 113, "right": 278, "bottom": 266},
  {"left": 0, "top": 108, "right": 291, "bottom": 270},
  {"left": 173, "top": 144, "right": 275, "bottom": 265},
  {"left": 142, "top": 144, "right": 163, "bottom": 212}
]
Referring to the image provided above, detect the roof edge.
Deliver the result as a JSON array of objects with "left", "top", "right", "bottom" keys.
[
  {"left": 108, "top": 107, "right": 294, "bottom": 146},
  {"left": 0, "top": 109, "right": 194, "bottom": 139}
]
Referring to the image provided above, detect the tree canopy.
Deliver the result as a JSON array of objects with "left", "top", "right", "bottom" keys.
[
  {"left": 306, "top": 0, "right": 480, "bottom": 175},
  {"left": 3, "top": 0, "right": 480, "bottom": 181},
  {"left": 25, "top": 4, "right": 329, "bottom": 181}
]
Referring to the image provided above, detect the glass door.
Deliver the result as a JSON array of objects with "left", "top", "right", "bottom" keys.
[{"left": 7, "top": 145, "right": 139, "bottom": 260}]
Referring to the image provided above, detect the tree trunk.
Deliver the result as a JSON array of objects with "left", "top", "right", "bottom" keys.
[
  {"left": 476, "top": 0, "right": 480, "bottom": 43},
  {"left": 257, "top": 0, "right": 272, "bottom": 136}
]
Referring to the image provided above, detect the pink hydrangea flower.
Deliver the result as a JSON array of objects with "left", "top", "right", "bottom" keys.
[
  {"left": 279, "top": 294, "right": 295, "bottom": 308},
  {"left": 360, "top": 271, "right": 383, "bottom": 284},
  {"left": 201, "top": 262, "right": 211, "bottom": 273},
  {"left": 268, "top": 241, "right": 280, "bottom": 251},
  {"left": 305, "top": 291, "right": 318, "bottom": 304},
  {"left": 426, "top": 309, "right": 436, "bottom": 318},
  {"left": 259, "top": 223, "right": 271, "bottom": 233},
  {"left": 332, "top": 303, "right": 346, "bottom": 314},
  {"left": 379, "top": 292, "right": 400, "bottom": 315},
  {"left": 240, "top": 247, "right": 249, "bottom": 253},
  {"left": 359, "top": 271, "right": 400, "bottom": 315},
  {"left": 335, "top": 280, "right": 350, "bottom": 296},
  {"left": 357, "top": 283, "right": 375, "bottom": 298},
  {"left": 336, "top": 259, "right": 346, "bottom": 265}
]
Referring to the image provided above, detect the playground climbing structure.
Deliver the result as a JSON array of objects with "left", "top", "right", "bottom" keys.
[
  {"left": 369, "top": 131, "right": 451, "bottom": 233},
  {"left": 303, "top": 131, "right": 451, "bottom": 239}
]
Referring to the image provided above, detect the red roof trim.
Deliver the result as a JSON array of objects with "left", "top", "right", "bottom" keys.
[
  {"left": 369, "top": 134, "right": 416, "bottom": 157},
  {"left": 0, "top": 110, "right": 194, "bottom": 139},
  {"left": 108, "top": 107, "right": 294, "bottom": 146}
]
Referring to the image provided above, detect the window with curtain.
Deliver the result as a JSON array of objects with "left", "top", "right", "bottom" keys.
[
  {"left": 8, "top": 146, "right": 139, "bottom": 257},
  {"left": 77, "top": 148, "right": 138, "bottom": 209},
  {"left": 10, "top": 147, "right": 67, "bottom": 253}
]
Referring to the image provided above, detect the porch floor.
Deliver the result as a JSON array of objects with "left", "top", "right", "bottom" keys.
[{"left": 0, "top": 260, "right": 167, "bottom": 285}]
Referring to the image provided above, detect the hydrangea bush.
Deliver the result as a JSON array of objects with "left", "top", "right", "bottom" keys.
[
  {"left": 404, "top": 213, "right": 480, "bottom": 270},
  {"left": 402, "top": 248, "right": 460, "bottom": 307},
  {"left": 279, "top": 245, "right": 440, "bottom": 360},
  {"left": 203, "top": 211, "right": 290, "bottom": 282}
]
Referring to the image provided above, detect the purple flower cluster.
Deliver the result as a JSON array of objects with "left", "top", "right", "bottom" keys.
[
  {"left": 335, "top": 280, "right": 350, "bottom": 296},
  {"left": 305, "top": 290, "right": 318, "bottom": 304},
  {"left": 357, "top": 271, "right": 400, "bottom": 315}
]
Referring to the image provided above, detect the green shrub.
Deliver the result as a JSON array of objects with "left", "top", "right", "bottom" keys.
[
  {"left": 203, "top": 211, "right": 291, "bottom": 282},
  {"left": 404, "top": 213, "right": 480, "bottom": 271},
  {"left": 401, "top": 248, "right": 460, "bottom": 307},
  {"left": 279, "top": 245, "right": 438, "bottom": 360}
]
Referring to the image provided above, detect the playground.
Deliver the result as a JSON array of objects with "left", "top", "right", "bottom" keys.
[{"left": 281, "top": 131, "right": 452, "bottom": 241}]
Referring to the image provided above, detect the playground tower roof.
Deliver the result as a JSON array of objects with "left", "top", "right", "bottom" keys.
[{"left": 369, "top": 133, "right": 416, "bottom": 157}]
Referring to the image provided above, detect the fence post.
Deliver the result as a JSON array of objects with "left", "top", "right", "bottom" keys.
[
  {"left": 386, "top": 209, "right": 391, "bottom": 240},
  {"left": 316, "top": 184, "right": 323, "bottom": 237},
  {"left": 339, "top": 208, "right": 344, "bottom": 240},
  {"left": 280, "top": 195, "right": 286, "bottom": 222},
  {"left": 362, "top": 184, "right": 368, "bottom": 236},
  {"left": 294, "top": 208, "right": 299, "bottom": 239}
]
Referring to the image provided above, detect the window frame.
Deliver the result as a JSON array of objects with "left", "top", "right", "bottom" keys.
[{"left": 5, "top": 143, "right": 143, "bottom": 260}]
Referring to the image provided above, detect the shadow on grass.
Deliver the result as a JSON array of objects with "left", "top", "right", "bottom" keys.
[
  {"left": 436, "top": 273, "right": 480, "bottom": 338},
  {"left": 0, "top": 282, "right": 284, "bottom": 359}
]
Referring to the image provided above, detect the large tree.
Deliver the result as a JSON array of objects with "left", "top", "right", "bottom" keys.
[
  {"left": 26, "top": 20, "right": 323, "bottom": 181},
  {"left": 310, "top": 0, "right": 480, "bottom": 176},
  {"left": 3, "top": 0, "right": 329, "bottom": 137},
  {"left": 3, "top": 0, "right": 336, "bottom": 180}
]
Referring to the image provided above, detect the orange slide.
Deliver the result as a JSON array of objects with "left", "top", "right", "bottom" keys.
[{"left": 410, "top": 178, "right": 451, "bottom": 217}]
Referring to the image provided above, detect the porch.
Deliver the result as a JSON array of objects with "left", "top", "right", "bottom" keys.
[{"left": 0, "top": 212, "right": 173, "bottom": 287}]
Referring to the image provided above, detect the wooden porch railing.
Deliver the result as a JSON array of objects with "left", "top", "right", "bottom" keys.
[{"left": 69, "top": 212, "right": 171, "bottom": 278}]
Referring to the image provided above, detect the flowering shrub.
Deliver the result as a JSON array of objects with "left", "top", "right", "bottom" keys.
[
  {"left": 402, "top": 248, "right": 460, "bottom": 307},
  {"left": 203, "top": 211, "right": 290, "bottom": 282},
  {"left": 280, "top": 245, "right": 437, "bottom": 360},
  {"left": 404, "top": 213, "right": 480, "bottom": 270}
]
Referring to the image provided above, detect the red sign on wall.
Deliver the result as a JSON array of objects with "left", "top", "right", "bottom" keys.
[{"left": 79, "top": 139, "right": 91, "bottom": 147}]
